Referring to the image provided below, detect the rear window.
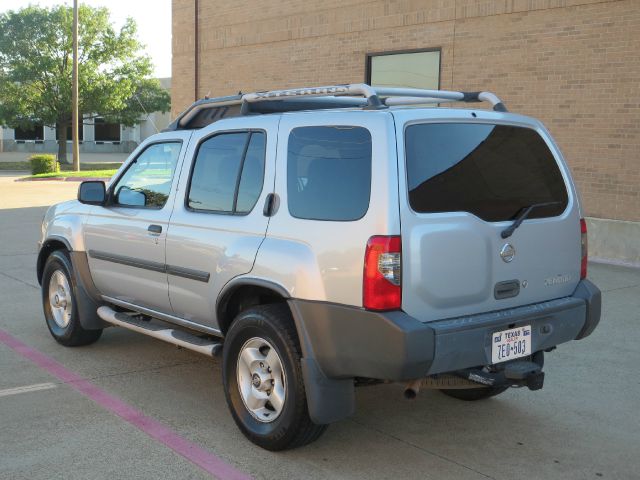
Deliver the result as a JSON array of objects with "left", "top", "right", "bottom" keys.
[
  {"left": 287, "top": 126, "right": 372, "bottom": 221},
  {"left": 405, "top": 123, "right": 568, "bottom": 222}
]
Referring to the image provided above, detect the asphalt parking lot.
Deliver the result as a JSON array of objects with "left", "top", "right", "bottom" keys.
[{"left": 1, "top": 173, "right": 639, "bottom": 480}]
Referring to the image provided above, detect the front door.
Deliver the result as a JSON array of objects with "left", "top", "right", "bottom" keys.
[{"left": 84, "top": 133, "right": 191, "bottom": 312}]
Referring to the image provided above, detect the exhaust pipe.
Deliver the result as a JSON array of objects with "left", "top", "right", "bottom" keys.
[{"left": 404, "top": 379, "right": 422, "bottom": 399}]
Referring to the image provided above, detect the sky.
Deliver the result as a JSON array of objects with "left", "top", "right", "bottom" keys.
[{"left": 1, "top": 0, "right": 172, "bottom": 78}]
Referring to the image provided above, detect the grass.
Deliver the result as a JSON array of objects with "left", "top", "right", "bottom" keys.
[
  {"left": 59, "top": 162, "right": 122, "bottom": 171},
  {"left": 1, "top": 161, "right": 122, "bottom": 173},
  {"left": 30, "top": 169, "right": 117, "bottom": 179},
  {"left": 0, "top": 161, "right": 30, "bottom": 170},
  {"left": 23, "top": 161, "right": 122, "bottom": 179}
]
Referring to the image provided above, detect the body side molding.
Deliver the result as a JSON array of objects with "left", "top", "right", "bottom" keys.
[{"left": 88, "top": 250, "right": 210, "bottom": 283}]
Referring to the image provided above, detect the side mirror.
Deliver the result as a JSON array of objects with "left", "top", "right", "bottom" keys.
[{"left": 78, "top": 181, "right": 106, "bottom": 205}]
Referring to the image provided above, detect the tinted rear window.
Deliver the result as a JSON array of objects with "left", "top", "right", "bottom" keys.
[
  {"left": 405, "top": 123, "right": 568, "bottom": 222},
  {"left": 287, "top": 126, "right": 372, "bottom": 221}
]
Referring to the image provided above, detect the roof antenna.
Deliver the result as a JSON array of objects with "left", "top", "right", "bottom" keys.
[
  {"left": 134, "top": 94, "right": 159, "bottom": 134},
  {"left": 204, "top": 90, "right": 211, "bottom": 100}
]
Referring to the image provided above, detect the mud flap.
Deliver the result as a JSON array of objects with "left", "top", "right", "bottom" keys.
[{"left": 301, "top": 357, "right": 354, "bottom": 425}]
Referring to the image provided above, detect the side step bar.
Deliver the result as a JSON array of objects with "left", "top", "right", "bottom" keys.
[{"left": 97, "top": 306, "right": 222, "bottom": 357}]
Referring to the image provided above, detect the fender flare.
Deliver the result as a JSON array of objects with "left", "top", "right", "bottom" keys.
[{"left": 38, "top": 238, "right": 106, "bottom": 330}]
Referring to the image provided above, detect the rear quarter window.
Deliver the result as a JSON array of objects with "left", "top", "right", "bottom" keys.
[
  {"left": 404, "top": 123, "right": 568, "bottom": 222},
  {"left": 287, "top": 126, "right": 372, "bottom": 221}
]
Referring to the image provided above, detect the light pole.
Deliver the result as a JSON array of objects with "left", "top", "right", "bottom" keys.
[{"left": 71, "top": 0, "right": 80, "bottom": 171}]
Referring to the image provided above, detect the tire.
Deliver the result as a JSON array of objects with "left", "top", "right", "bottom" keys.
[
  {"left": 439, "top": 385, "right": 509, "bottom": 401},
  {"left": 222, "top": 304, "right": 327, "bottom": 451},
  {"left": 41, "top": 250, "right": 102, "bottom": 347}
]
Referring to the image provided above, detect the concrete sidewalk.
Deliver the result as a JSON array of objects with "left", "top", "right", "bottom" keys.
[{"left": 0, "top": 174, "right": 639, "bottom": 480}]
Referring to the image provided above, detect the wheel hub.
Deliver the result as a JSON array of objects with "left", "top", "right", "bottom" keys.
[
  {"left": 48, "top": 270, "right": 72, "bottom": 328},
  {"left": 237, "top": 337, "right": 287, "bottom": 423}
]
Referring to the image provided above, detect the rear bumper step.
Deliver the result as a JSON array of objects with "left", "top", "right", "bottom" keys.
[
  {"left": 456, "top": 360, "right": 545, "bottom": 391},
  {"left": 403, "top": 359, "right": 545, "bottom": 399},
  {"left": 97, "top": 306, "right": 222, "bottom": 357}
]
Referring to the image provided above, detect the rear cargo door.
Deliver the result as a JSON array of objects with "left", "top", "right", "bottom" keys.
[{"left": 393, "top": 111, "right": 582, "bottom": 322}]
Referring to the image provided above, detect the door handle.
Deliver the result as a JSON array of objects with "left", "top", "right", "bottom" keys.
[
  {"left": 263, "top": 193, "right": 279, "bottom": 217},
  {"left": 148, "top": 224, "right": 162, "bottom": 235}
]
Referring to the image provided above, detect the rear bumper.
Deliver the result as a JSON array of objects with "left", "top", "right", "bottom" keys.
[{"left": 290, "top": 279, "right": 601, "bottom": 383}]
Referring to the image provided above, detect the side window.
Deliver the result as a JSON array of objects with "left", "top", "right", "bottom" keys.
[
  {"left": 113, "top": 142, "right": 181, "bottom": 208},
  {"left": 287, "top": 126, "right": 372, "bottom": 221},
  {"left": 187, "top": 131, "right": 266, "bottom": 214},
  {"left": 236, "top": 132, "right": 266, "bottom": 213}
]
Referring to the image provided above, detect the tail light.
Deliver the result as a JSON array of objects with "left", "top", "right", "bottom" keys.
[
  {"left": 580, "top": 218, "right": 588, "bottom": 279},
  {"left": 363, "top": 236, "right": 401, "bottom": 311}
]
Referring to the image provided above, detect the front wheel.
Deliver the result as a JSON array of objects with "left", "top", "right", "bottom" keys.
[
  {"left": 222, "top": 304, "right": 327, "bottom": 450},
  {"left": 42, "top": 250, "right": 102, "bottom": 347}
]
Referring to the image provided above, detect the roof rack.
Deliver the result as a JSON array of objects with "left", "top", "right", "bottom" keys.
[{"left": 165, "top": 83, "right": 507, "bottom": 131}]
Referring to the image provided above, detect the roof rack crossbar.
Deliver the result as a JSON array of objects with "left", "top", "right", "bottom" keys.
[
  {"left": 242, "top": 84, "right": 383, "bottom": 109},
  {"left": 168, "top": 83, "right": 507, "bottom": 130}
]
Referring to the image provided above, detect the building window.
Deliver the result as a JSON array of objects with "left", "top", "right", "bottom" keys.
[
  {"left": 366, "top": 49, "right": 441, "bottom": 90},
  {"left": 14, "top": 125, "right": 44, "bottom": 141},
  {"left": 56, "top": 121, "right": 84, "bottom": 141},
  {"left": 94, "top": 117, "right": 121, "bottom": 142}
]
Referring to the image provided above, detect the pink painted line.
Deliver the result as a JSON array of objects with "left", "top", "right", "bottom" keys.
[{"left": 0, "top": 329, "right": 252, "bottom": 480}]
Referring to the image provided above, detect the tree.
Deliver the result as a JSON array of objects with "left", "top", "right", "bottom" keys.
[{"left": 0, "top": 5, "right": 170, "bottom": 162}]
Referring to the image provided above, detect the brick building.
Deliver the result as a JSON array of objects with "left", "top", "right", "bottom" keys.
[{"left": 172, "top": 0, "right": 639, "bottom": 265}]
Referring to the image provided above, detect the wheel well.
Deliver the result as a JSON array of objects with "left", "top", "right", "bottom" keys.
[
  {"left": 37, "top": 240, "right": 69, "bottom": 285},
  {"left": 217, "top": 284, "right": 288, "bottom": 335}
]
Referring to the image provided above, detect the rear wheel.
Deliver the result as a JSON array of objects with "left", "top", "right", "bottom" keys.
[
  {"left": 222, "top": 304, "right": 327, "bottom": 450},
  {"left": 42, "top": 250, "right": 102, "bottom": 347},
  {"left": 439, "top": 385, "right": 509, "bottom": 401}
]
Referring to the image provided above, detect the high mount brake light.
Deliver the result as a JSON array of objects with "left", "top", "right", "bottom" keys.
[{"left": 363, "top": 236, "right": 402, "bottom": 311}]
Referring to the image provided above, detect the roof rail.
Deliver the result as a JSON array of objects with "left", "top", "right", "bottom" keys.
[
  {"left": 373, "top": 87, "right": 507, "bottom": 112},
  {"left": 166, "top": 83, "right": 507, "bottom": 130}
]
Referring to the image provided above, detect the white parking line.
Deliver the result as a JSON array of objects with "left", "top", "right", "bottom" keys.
[{"left": 0, "top": 382, "right": 56, "bottom": 398}]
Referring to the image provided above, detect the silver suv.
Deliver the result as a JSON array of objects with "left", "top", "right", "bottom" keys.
[{"left": 37, "top": 84, "right": 601, "bottom": 450}]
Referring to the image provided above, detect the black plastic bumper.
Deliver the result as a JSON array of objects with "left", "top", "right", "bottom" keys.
[{"left": 289, "top": 279, "right": 601, "bottom": 424}]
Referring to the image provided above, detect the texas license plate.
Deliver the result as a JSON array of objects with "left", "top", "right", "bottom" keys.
[{"left": 491, "top": 325, "right": 531, "bottom": 364}]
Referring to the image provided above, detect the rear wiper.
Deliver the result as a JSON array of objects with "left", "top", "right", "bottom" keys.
[{"left": 501, "top": 201, "right": 561, "bottom": 239}]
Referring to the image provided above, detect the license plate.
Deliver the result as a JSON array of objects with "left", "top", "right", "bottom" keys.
[{"left": 491, "top": 325, "right": 531, "bottom": 364}]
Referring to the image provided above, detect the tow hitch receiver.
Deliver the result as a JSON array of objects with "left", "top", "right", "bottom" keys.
[
  {"left": 457, "top": 360, "right": 545, "bottom": 391},
  {"left": 504, "top": 361, "right": 545, "bottom": 390}
]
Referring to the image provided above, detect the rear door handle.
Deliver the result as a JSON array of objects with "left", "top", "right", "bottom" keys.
[
  {"left": 148, "top": 224, "right": 162, "bottom": 235},
  {"left": 263, "top": 193, "right": 279, "bottom": 217}
]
